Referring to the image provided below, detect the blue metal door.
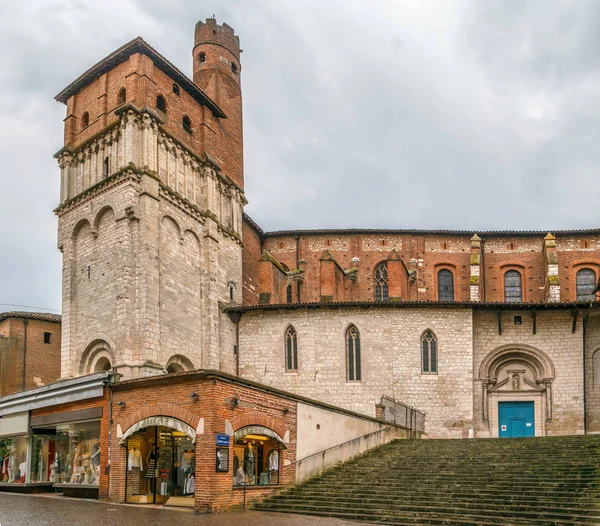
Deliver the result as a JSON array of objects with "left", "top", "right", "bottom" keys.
[{"left": 498, "top": 401, "right": 534, "bottom": 437}]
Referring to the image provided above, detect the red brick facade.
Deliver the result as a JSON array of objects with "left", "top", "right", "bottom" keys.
[
  {"left": 0, "top": 313, "right": 61, "bottom": 396},
  {"left": 109, "top": 372, "right": 297, "bottom": 512},
  {"left": 245, "top": 226, "right": 600, "bottom": 305}
]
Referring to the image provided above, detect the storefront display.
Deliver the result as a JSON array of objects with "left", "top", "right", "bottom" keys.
[
  {"left": 126, "top": 426, "right": 195, "bottom": 505},
  {"left": 233, "top": 432, "right": 281, "bottom": 486},
  {"left": 0, "top": 436, "right": 28, "bottom": 483}
]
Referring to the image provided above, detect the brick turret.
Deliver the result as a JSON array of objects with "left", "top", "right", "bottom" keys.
[{"left": 193, "top": 18, "right": 244, "bottom": 189}]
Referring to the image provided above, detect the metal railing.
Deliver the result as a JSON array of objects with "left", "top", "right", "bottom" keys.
[{"left": 380, "top": 395, "right": 426, "bottom": 436}]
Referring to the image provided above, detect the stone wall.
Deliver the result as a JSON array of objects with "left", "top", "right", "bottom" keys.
[
  {"left": 473, "top": 310, "right": 585, "bottom": 437},
  {"left": 237, "top": 306, "right": 474, "bottom": 438}
]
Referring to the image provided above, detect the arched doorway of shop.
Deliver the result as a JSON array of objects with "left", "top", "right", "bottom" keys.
[{"left": 121, "top": 417, "right": 196, "bottom": 507}]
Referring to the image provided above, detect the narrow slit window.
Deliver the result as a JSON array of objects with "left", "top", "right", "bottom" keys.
[
  {"left": 199, "top": 52, "right": 206, "bottom": 63},
  {"left": 422, "top": 330, "right": 437, "bottom": 374},
  {"left": 81, "top": 112, "right": 89, "bottom": 128},
  {"left": 182, "top": 115, "right": 192, "bottom": 134},
  {"left": 117, "top": 88, "right": 126, "bottom": 105},
  {"left": 156, "top": 95, "right": 166, "bottom": 113},
  {"left": 103, "top": 157, "right": 109, "bottom": 178},
  {"left": 374, "top": 262, "right": 389, "bottom": 302},
  {"left": 172, "top": 84, "right": 180, "bottom": 96},
  {"left": 286, "top": 284, "right": 293, "bottom": 304},
  {"left": 346, "top": 325, "right": 361, "bottom": 382},
  {"left": 285, "top": 326, "right": 298, "bottom": 372}
]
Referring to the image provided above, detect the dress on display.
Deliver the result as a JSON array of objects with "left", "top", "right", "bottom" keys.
[
  {"left": 184, "top": 474, "right": 195, "bottom": 495},
  {"left": 146, "top": 450, "right": 157, "bottom": 478}
]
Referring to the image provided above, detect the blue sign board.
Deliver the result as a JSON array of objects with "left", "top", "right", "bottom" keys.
[{"left": 216, "top": 434, "right": 230, "bottom": 447}]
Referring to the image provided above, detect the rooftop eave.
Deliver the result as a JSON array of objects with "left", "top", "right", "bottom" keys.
[{"left": 55, "top": 37, "right": 226, "bottom": 119}]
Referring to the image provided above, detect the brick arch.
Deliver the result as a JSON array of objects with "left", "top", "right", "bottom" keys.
[
  {"left": 120, "top": 402, "right": 201, "bottom": 434},
  {"left": 230, "top": 411, "right": 287, "bottom": 441}
]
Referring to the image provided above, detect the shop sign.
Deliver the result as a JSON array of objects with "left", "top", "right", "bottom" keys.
[
  {"left": 0, "top": 412, "right": 29, "bottom": 437},
  {"left": 216, "top": 433, "right": 230, "bottom": 446},
  {"left": 216, "top": 447, "right": 229, "bottom": 472}
]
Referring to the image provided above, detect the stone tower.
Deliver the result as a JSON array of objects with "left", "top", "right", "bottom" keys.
[
  {"left": 54, "top": 22, "right": 245, "bottom": 379},
  {"left": 193, "top": 18, "right": 244, "bottom": 189}
]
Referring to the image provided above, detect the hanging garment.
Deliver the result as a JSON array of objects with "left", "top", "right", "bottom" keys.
[
  {"left": 184, "top": 474, "right": 195, "bottom": 495},
  {"left": 181, "top": 451, "right": 195, "bottom": 473},
  {"left": 268, "top": 450, "right": 279, "bottom": 472},
  {"left": 128, "top": 449, "right": 143, "bottom": 471}
]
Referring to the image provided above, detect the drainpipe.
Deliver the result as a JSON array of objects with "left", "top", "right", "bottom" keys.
[
  {"left": 21, "top": 319, "right": 29, "bottom": 391},
  {"left": 296, "top": 235, "right": 301, "bottom": 302},
  {"left": 481, "top": 238, "right": 487, "bottom": 302},
  {"left": 583, "top": 304, "right": 592, "bottom": 435},
  {"left": 107, "top": 380, "right": 113, "bottom": 478},
  {"left": 228, "top": 312, "right": 242, "bottom": 376}
]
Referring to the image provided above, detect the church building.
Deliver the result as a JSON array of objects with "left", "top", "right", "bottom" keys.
[{"left": 1, "top": 17, "right": 600, "bottom": 511}]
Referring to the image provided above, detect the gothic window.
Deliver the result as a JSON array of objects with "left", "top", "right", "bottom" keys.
[
  {"left": 81, "top": 112, "right": 89, "bottom": 128},
  {"left": 286, "top": 284, "right": 293, "bottom": 304},
  {"left": 504, "top": 270, "right": 522, "bottom": 303},
  {"left": 117, "top": 88, "right": 126, "bottom": 105},
  {"left": 285, "top": 326, "right": 298, "bottom": 372},
  {"left": 374, "top": 262, "right": 389, "bottom": 302},
  {"left": 437, "top": 269, "right": 454, "bottom": 302},
  {"left": 346, "top": 325, "right": 361, "bottom": 382},
  {"left": 199, "top": 52, "right": 206, "bottom": 63},
  {"left": 103, "top": 157, "right": 109, "bottom": 178},
  {"left": 172, "top": 83, "right": 180, "bottom": 96},
  {"left": 577, "top": 268, "right": 596, "bottom": 301},
  {"left": 422, "top": 330, "right": 437, "bottom": 374},
  {"left": 183, "top": 115, "right": 192, "bottom": 134},
  {"left": 156, "top": 95, "right": 167, "bottom": 113}
]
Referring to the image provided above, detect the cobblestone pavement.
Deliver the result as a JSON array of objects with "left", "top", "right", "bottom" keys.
[{"left": 0, "top": 493, "right": 372, "bottom": 526}]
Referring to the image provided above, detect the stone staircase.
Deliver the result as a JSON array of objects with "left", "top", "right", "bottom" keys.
[{"left": 255, "top": 435, "right": 600, "bottom": 525}]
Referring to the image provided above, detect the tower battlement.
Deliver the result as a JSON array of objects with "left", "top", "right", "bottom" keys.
[{"left": 194, "top": 18, "right": 241, "bottom": 61}]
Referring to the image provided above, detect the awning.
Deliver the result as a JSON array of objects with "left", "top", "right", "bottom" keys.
[
  {"left": 120, "top": 416, "right": 196, "bottom": 444},
  {"left": 234, "top": 425, "right": 286, "bottom": 448}
]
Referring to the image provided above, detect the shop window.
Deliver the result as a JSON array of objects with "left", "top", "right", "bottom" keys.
[
  {"left": 346, "top": 325, "right": 361, "bottom": 382},
  {"left": 437, "top": 269, "right": 454, "bottom": 302},
  {"left": 118, "top": 87, "right": 126, "bottom": 105},
  {"left": 233, "top": 427, "right": 282, "bottom": 486},
  {"left": 422, "top": 330, "right": 438, "bottom": 374},
  {"left": 504, "top": 270, "right": 522, "bottom": 303},
  {"left": 43, "top": 332, "right": 52, "bottom": 344},
  {"left": 577, "top": 268, "right": 596, "bottom": 301},
  {"left": 125, "top": 425, "right": 195, "bottom": 505},
  {"left": 374, "top": 262, "right": 388, "bottom": 302},
  {"left": 0, "top": 436, "right": 29, "bottom": 483},
  {"left": 285, "top": 326, "right": 298, "bottom": 372}
]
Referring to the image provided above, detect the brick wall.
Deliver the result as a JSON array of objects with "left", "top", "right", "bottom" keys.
[
  {"left": 247, "top": 231, "right": 600, "bottom": 305},
  {"left": 0, "top": 318, "right": 61, "bottom": 395}
]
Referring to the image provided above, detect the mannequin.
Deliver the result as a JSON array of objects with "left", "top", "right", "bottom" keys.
[
  {"left": 145, "top": 441, "right": 158, "bottom": 495},
  {"left": 70, "top": 439, "right": 83, "bottom": 483},
  {"left": 128, "top": 446, "right": 143, "bottom": 471},
  {"left": 8, "top": 450, "right": 18, "bottom": 482},
  {"left": 243, "top": 444, "right": 255, "bottom": 485},
  {"left": 181, "top": 448, "right": 195, "bottom": 474},
  {"left": 90, "top": 443, "right": 100, "bottom": 484}
]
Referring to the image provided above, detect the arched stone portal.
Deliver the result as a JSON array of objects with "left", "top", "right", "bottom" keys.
[{"left": 479, "top": 344, "right": 555, "bottom": 437}]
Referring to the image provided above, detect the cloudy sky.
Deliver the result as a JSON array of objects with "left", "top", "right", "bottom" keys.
[{"left": 1, "top": 0, "right": 600, "bottom": 313}]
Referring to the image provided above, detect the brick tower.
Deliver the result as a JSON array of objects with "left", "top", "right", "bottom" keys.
[
  {"left": 193, "top": 18, "right": 244, "bottom": 189},
  {"left": 54, "top": 21, "right": 245, "bottom": 379}
]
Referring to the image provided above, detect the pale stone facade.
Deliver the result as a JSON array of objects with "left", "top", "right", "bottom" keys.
[{"left": 56, "top": 107, "right": 242, "bottom": 379}]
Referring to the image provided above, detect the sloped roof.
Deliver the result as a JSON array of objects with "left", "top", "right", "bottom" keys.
[
  {"left": 55, "top": 37, "right": 226, "bottom": 119},
  {"left": 0, "top": 311, "right": 62, "bottom": 324}
]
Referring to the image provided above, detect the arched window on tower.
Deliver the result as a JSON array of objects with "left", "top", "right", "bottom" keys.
[
  {"left": 374, "top": 262, "right": 389, "bottom": 302},
  {"left": 286, "top": 284, "right": 293, "bottom": 304},
  {"left": 182, "top": 115, "right": 192, "bottom": 134},
  {"left": 422, "top": 330, "right": 437, "bottom": 374},
  {"left": 156, "top": 95, "right": 167, "bottom": 113},
  {"left": 346, "top": 325, "right": 361, "bottom": 382},
  {"left": 81, "top": 112, "right": 89, "bottom": 129},
  {"left": 117, "top": 88, "right": 126, "bottom": 105},
  {"left": 437, "top": 269, "right": 454, "bottom": 302},
  {"left": 285, "top": 326, "right": 298, "bottom": 373},
  {"left": 504, "top": 270, "right": 522, "bottom": 303},
  {"left": 172, "top": 83, "right": 180, "bottom": 96},
  {"left": 198, "top": 52, "right": 206, "bottom": 63},
  {"left": 577, "top": 268, "right": 596, "bottom": 301}
]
